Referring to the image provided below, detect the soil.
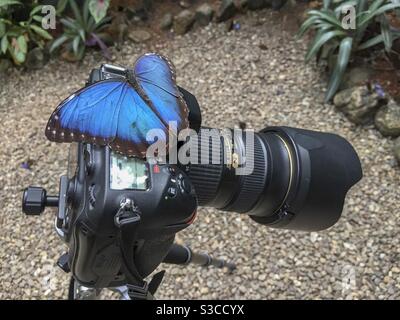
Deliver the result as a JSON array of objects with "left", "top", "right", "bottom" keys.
[{"left": 370, "top": 52, "right": 400, "bottom": 100}]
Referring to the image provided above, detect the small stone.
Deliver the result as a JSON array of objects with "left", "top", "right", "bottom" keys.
[
  {"left": 195, "top": 3, "right": 214, "bottom": 26},
  {"left": 25, "top": 48, "right": 49, "bottom": 70},
  {"left": 394, "top": 137, "right": 400, "bottom": 163},
  {"left": 333, "top": 85, "right": 386, "bottom": 124},
  {"left": 216, "top": 0, "right": 237, "bottom": 23},
  {"left": 174, "top": 10, "right": 195, "bottom": 35},
  {"left": 200, "top": 287, "right": 209, "bottom": 294},
  {"left": 375, "top": 99, "right": 400, "bottom": 137},
  {"left": 160, "top": 13, "right": 173, "bottom": 30},
  {"left": 128, "top": 29, "right": 152, "bottom": 43}
]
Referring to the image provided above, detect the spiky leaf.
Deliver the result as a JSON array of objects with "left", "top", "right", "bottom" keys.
[
  {"left": 325, "top": 37, "right": 353, "bottom": 102},
  {"left": 305, "top": 30, "right": 346, "bottom": 62}
]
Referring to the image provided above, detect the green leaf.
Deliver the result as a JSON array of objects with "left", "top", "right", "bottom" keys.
[
  {"left": 357, "top": 34, "right": 384, "bottom": 50},
  {"left": 319, "top": 41, "right": 339, "bottom": 62},
  {"left": 297, "top": 15, "right": 320, "bottom": 38},
  {"left": 76, "top": 43, "right": 85, "bottom": 60},
  {"left": 357, "top": 0, "right": 368, "bottom": 15},
  {"left": 30, "top": 5, "right": 43, "bottom": 17},
  {"left": 49, "top": 35, "right": 68, "bottom": 53},
  {"left": 83, "top": 0, "right": 90, "bottom": 27},
  {"left": 305, "top": 30, "right": 346, "bottom": 62},
  {"left": 60, "top": 18, "right": 79, "bottom": 31},
  {"left": 1, "top": 35, "right": 8, "bottom": 54},
  {"left": 69, "top": 0, "right": 84, "bottom": 26},
  {"left": 32, "top": 15, "right": 43, "bottom": 23},
  {"left": 323, "top": 0, "right": 331, "bottom": 9},
  {"left": 17, "top": 34, "right": 26, "bottom": 53},
  {"left": 357, "top": 32, "right": 400, "bottom": 51},
  {"left": 0, "top": 20, "right": 5, "bottom": 38},
  {"left": 30, "top": 24, "right": 52, "bottom": 40},
  {"left": 56, "top": 0, "right": 68, "bottom": 14},
  {"left": 368, "top": 0, "right": 386, "bottom": 14},
  {"left": 0, "top": 0, "right": 21, "bottom": 8},
  {"left": 86, "top": 15, "right": 95, "bottom": 32},
  {"left": 88, "top": 0, "right": 110, "bottom": 24},
  {"left": 308, "top": 9, "right": 343, "bottom": 29},
  {"left": 325, "top": 37, "right": 353, "bottom": 102},
  {"left": 359, "top": 3, "right": 400, "bottom": 27},
  {"left": 93, "top": 17, "right": 111, "bottom": 33},
  {"left": 14, "top": 50, "right": 25, "bottom": 63},
  {"left": 72, "top": 35, "right": 80, "bottom": 56},
  {"left": 380, "top": 14, "right": 392, "bottom": 52},
  {"left": 79, "top": 28, "right": 86, "bottom": 41}
]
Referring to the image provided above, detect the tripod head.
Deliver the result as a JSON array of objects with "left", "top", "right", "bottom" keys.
[{"left": 22, "top": 63, "right": 362, "bottom": 299}]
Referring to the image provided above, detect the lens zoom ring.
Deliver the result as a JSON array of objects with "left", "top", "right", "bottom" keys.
[
  {"left": 188, "top": 135, "right": 223, "bottom": 205},
  {"left": 225, "top": 134, "right": 266, "bottom": 213}
]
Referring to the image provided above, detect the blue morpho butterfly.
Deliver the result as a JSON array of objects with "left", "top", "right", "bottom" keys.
[{"left": 45, "top": 53, "right": 189, "bottom": 158}]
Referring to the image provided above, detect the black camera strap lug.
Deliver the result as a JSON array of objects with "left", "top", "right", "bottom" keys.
[
  {"left": 126, "top": 282, "right": 150, "bottom": 300},
  {"left": 114, "top": 198, "right": 150, "bottom": 300}
]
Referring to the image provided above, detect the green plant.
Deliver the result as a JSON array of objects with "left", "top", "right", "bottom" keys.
[
  {"left": 89, "top": 0, "right": 110, "bottom": 23},
  {"left": 298, "top": 0, "right": 400, "bottom": 101},
  {"left": 0, "top": 0, "right": 52, "bottom": 65},
  {"left": 50, "top": 0, "right": 111, "bottom": 61}
]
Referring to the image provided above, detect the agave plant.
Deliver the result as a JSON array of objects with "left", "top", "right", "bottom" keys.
[
  {"left": 50, "top": 0, "right": 111, "bottom": 61},
  {"left": 298, "top": 0, "right": 400, "bottom": 101}
]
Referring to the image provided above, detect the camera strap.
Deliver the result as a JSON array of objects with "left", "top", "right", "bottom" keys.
[{"left": 114, "top": 198, "right": 151, "bottom": 300}]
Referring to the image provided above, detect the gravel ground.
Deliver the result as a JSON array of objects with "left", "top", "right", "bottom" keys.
[{"left": 0, "top": 8, "right": 399, "bottom": 300}]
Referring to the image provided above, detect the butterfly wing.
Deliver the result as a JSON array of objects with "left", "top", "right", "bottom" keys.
[
  {"left": 46, "top": 79, "right": 126, "bottom": 145},
  {"left": 133, "top": 53, "right": 189, "bottom": 133},
  {"left": 109, "top": 83, "right": 167, "bottom": 157},
  {"left": 45, "top": 79, "right": 168, "bottom": 157}
]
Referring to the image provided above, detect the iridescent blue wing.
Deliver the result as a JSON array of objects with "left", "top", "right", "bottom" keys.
[
  {"left": 109, "top": 83, "right": 167, "bottom": 157},
  {"left": 133, "top": 53, "right": 189, "bottom": 133},
  {"left": 45, "top": 79, "right": 167, "bottom": 157}
]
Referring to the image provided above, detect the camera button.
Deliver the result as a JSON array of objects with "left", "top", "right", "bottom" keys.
[
  {"left": 167, "top": 186, "right": 178, "bottom": 198},
  {"left": 180, "top": 177, "right": 191, "bottom": 194},
  {"left": 167, "top": 166, "right": 177, "bottom": 176}
]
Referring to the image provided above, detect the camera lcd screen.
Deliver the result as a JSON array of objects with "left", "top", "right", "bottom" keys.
[{"left": 110, "top": 152, "right": 149, "bottom": 190}]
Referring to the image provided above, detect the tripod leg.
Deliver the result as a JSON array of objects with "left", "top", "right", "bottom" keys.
[{"left": 163, "top": 244, "right": 236, "bottom": 272}]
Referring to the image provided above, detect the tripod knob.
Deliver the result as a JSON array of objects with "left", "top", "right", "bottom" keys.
[{"left": 22, "top": 186, "right": 58, "bottom": 215}]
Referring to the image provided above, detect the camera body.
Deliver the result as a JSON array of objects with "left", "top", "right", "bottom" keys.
[
  {"left": 59, "top": 143, "right": 197, "bottom": 288},
  {"left": 42, "top": 64, "right": 200, "bottom": 288}
]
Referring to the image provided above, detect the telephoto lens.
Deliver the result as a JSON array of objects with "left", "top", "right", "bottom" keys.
[{"left": 187, "top": 126, "right": 362, "bottom": 231}]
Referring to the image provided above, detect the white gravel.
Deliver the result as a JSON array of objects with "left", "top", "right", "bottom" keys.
[{"left": 0, "top": 8, "right": 399, "bottom": 299}]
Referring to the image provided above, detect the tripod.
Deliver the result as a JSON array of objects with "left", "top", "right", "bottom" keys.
[{"left": 69, "top": 244, "right": 236, "bottom": 300}]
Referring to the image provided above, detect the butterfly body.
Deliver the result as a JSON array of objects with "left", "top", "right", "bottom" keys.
[{"left": 45, "top": 53, "right": 189, "bottom": 157}]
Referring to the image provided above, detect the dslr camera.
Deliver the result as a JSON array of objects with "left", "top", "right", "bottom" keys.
[{"left": 22, "top": 64, "right": 362, "bottom": 299}]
